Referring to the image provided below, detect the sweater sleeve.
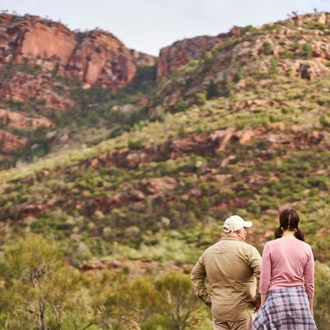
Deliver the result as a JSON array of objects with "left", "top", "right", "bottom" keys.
[
  {"left": 259, "top": 243, "right": 272, "bottom": 294},
  {"left": 304, "top": 246, "right": 315, "bottom": 297}
]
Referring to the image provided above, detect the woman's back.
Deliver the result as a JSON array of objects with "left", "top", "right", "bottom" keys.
[
  {"left": 253, "top": 208, "right": 317, "bottom": 329},
  {"left": 260, "top": 237, "right": 314, "bottom": 297}
]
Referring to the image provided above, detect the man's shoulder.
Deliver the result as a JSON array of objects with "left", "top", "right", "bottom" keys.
[
  {"left": 200, "top": 240, "right": 229, "bottom": 257},
  {"left": 243, "top": 241, "right": 256, "bottom": 248},
  {"left": 242, "top": 241, "right": 261, "bottom": 257},
  {"left": 203, "top": 241, "right": 220, "bottom": 253},
  {"left": 203, "top": 239, "right": 256, "bottom": 252}
]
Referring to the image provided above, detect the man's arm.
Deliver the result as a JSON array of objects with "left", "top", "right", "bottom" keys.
[
  {"left": 259, "top": 243, "right": 271, "bottom": 298},
  {"left": 245, "top": 246, "right": 262, "bottom": 311},
  {"left": 190, "top": 257, "right": 211, "bottom": 306},
  {"left": 250, "top": 246, "right": 262, "bottom": 300}
]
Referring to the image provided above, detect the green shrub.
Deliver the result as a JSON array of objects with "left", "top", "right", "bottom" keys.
[
  {"left": 317, "top": 97, "right": 330, "bottom": 106},
  {"left": 302, "top": 43, "right": 312, "bottom": 59},
  {"left": 240, "top": 25, "right": 255, "bottom": 35},
  {"left": 172, "top": 98, "right": 186, "bottom": 113},
  {"left": 233, "top": 68, "right": 244, "bottom": 83},
  {"left": 306, "top": 22, "right": 327, "bottom": 30},
  {"left": 206, "top": 80, "right": 220, "bottom": 99},
  {"left": 314, "top": 262, "right": 330, "bottom": 330},
  {"left": 286, "top": 89, "right": 305, "bottom": 100},
  {"left": 269, "top": 57, "right": 278, "bottom": 75},
  {"left": 281, "top": 49, "right": 294, "bottom": 59},
  {"left": 290, "top": 40, "right": 300, "bottom": 52},
  {"left": 178, "top": 123, "right": 186, "bottom": 137},
  {"left": 320, "top": 116, "right": 330, "bottom": 128},
  {"left": 264, "top": 41, "right": 273, "bottom": 55},
  {"left": 200, "top": 197, "right": 211, "bottom": 212},
  {"left": 194, "top": 92, "right": 207, "bottom": 106}
]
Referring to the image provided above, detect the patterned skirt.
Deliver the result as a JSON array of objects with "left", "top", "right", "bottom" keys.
[{"left": 252, "top": 286, "right": 317, "bottom": 330}]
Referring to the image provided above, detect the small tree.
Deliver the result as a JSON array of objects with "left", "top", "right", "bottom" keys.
[
  {"left": 128, "top": 278, "right": 159, "bottom": 324},
  {"left": 314, "top": 261, "right": 330, "bottom": 330},
  {"left": 200, "top": 196, "right": 211, "bottom": 212},
  {"left": 303, "top": 43, "right": 312, "bottom": 59},
  {"left": 87, "top": 271, "right": 156, "bottom": 329},
  {"left": 194, "top": 92, "right": 207, "bottom": 106},
  {"left": 172, "top": 98, "right": 186, "bottom": 114},
  {"left": 154, "top": 271, "right": 201, "bottom": 330},
  {"left": 0, "top": 234, "right": 89, "bottom": 330},
  {"left": 206, "top": 80, "right": 220, "bottom": 99},
  {"left": 269, "top": 57, "right": 278, "bottom": 75},
  {"left": 263, "top": 41, "right": 273, "bottom": 55},
  {"left": 233, "top": 68, "right": 244, "bottom": 83},
  {"left": 218, "top": 78, "right": 230, "bottom": 97}
]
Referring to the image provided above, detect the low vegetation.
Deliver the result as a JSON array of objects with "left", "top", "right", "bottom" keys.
[{"left": 1, "top": 11, "right": 330, "bottom": 329}]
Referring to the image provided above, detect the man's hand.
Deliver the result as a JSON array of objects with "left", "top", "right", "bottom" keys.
[
  {"left": 245, "top": 298, "right": 261, "bottom": 312},
  {"left": 205, "top": 297, "right": 212, "bottom": 307}
]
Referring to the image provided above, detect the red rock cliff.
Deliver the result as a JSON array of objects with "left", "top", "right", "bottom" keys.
[
  {"left": 66, "top": 30, "right": 137, "bottom": 89},
  {"left": 156, "top": 27, "right": 242, "bottom": 80},
  {"left": 0, "top": 14, "right": 155, "bottom": 89}
]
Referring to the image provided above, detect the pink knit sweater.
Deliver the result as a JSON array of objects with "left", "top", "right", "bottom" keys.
[{"left": 259, "top": 238, "right": 315, "bottom": 297}]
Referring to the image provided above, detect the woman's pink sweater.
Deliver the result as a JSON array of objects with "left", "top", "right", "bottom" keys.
[{"left": 259, "top": 238, "right": 315, "bottom": 297}]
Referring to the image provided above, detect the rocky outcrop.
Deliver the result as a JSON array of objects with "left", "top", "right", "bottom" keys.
[
  {"left": 0, "top": 13, "right": 155, "bottom": 89},
  {"left": 0, "top": 14, "right": 76, "bottom": 68},
  {"left": 0, "top": 109, "right": 53, "bottom": 129},
  {"left": 0, "top": 13, "right": 157, "bottom": 159},
  {"left": 154, "top": 15, "right": 330, "bottom": 110},
  {"left": 0, "top": 129, "right": 28, "bottom": 150},
  {"left": 156, "top": 27, "right": 242, "bottom": 80},
  {"left": 290, "top": 11, "right": 330, "bottom": 26},
  {"left": 66, "top": 30, "right": 137, "bottom": 89},
  {"left": 82, "top": 128, "right": 330, "bottom": 175},
  {"left": 0, "top": 71, "right": 74, "bottom": 112},
  {"left": 84, "top": 128, "right": 261, "bottom": 171},
  {"left": 155, "top": 12, "right": 330, "bottom": 83},
  {"left": 131, "top": 50, "right": 156, "bottom": 67}
]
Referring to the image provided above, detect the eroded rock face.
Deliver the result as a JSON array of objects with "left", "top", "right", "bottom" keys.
[
  {"left": 131, "top": 49, "right": 157, "bottom": 67},
  {"left": 154, "top": 15, "right": 330, "bottom": 111},
  {"left": 156, "top": 27, "right": 242, "bottom": 80},
  {"left": 66, "top": 30, "right": 137, "bottom": 89},
  {"left": 157, "top": 36, "right": 221, "bottom": 80},
  {"left": 0, "top": 14, "right": 155, "bottom": 89},
  {"left": 0, "top": 14, "right": 76, "bottom": 70},
  {"left": 0, "top": 13, "right": 157, "bottom": 159},
  {"left": 0, "top": 109, "right": 53, "bottom": 129},
  {"left": 0, "top": 71, "right": 75, "bottom": 112},
  {"left": 0, "top": 129, "right": 28, "bottom": 150}
]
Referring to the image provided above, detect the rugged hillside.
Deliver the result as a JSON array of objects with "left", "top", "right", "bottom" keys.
[
  {"left": 0, "top": 13, "right": 156, "bottom": 89},
  {"left": 0, "top": 14, "right": 255, "bottom": 167},
  {"left": 1, "top": 11, "right": 330, "bottom": 330},
  {"left": 0, "top": 11, "right": 330, "bottom": 264},
  {"left": 0, "top": 13, "right": 159, "bottom": 166},
  {"left": 152, "top": 12, "right": 330, "bottom": 112},
  {"left": 156, "top": 26, "right": 242, "bottom": 80}
]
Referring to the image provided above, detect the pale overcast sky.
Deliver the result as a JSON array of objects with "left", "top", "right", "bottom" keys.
[{"left": 1, "top": 0, "right": 330, "bottom": 56}]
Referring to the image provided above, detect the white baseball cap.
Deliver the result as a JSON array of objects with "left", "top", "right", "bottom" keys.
[{"left": 223, "top": 215, "right": 253, "bottom": 233}]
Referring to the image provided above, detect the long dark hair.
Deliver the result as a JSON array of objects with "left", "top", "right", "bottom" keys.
[{"left": 274, "top": 208, "right": 305, "bottom": 241}]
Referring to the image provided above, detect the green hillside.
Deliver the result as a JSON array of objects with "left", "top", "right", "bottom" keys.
[{"left": 0, "top": 12, "right": 330, "bottom": 330}]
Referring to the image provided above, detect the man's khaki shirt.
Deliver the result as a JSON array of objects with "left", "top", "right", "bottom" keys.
[{"left": 191, "top": 237, "right": 261, "bottom": 323}]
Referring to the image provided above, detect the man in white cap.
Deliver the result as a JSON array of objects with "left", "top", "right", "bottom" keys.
[{"left": 190, "top": 215, "right": 261, "bottom": 330}]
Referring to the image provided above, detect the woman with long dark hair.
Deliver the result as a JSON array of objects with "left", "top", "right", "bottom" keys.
[{"left": 253, "top": 208, "right": 317, "bottom": 329}]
